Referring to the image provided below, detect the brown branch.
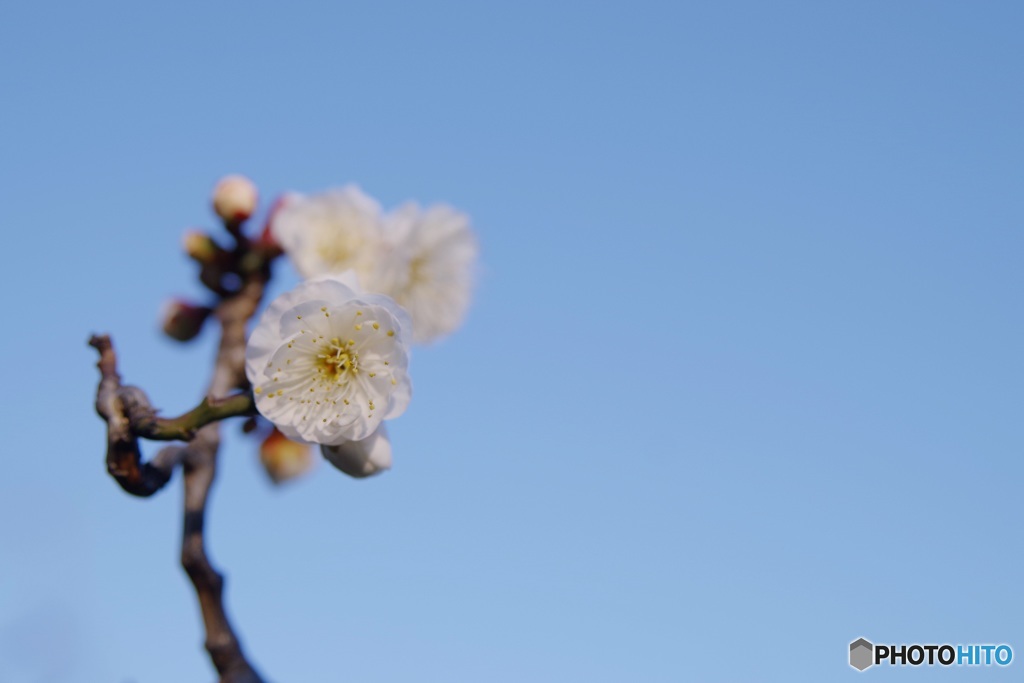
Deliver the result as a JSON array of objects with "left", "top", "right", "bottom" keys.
[
  {"left": 88, "top": 334, "right": 187, "bottom": 497},
  {"left": 178, "top": 261, "right": 269, "bottom": 683},
  {"left": 87, "top": 335, "right": 255, "bottom": 496},
  {"left": 90, "top": 209, "right": 276, "bottom": 682}
]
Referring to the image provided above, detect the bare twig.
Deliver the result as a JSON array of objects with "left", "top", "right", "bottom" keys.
[
  {"left": 89, "top": 334, "right": 188, "bottom": 497},
  {"left": 134, "top": 394, "right": 256, "bottom": 441},
  {"left": 88, "top": 334, "right": 256, "bottom": 495},
  {"left": 179, "top": 258, "right": 269, "bottom": 683},
  {"left": 89, "top": 228, "right": 276, "bottom": 682}
]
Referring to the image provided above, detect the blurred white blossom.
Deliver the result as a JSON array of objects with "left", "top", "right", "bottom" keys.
[
  {"left": 245, "top": 275, "right": 412, "bottom": 445},
  {"left": 321, "top": 425, "right": 392, "bottom": 478},
  {"left": 368, "top": 203, "right": 478, "bottom": 343},
  {"left": 271, "top": 186, "right": 382, "bottom": 283}
]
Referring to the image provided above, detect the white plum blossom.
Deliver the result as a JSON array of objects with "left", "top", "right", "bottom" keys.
[
  {"left": 367, "top": 203, "right": 478, "bottom": 343},
  {"left": 245, "top": 274, "right": 412, "bottom": 445},
  {"left": 270, "top": 184, "right": 478, "bottom": 344},
  {"left": 270, "top": 186, "right": 383, "bottom": 283},
  {"left": 321, "top": 425, "right": 392, "bottom": 478}
]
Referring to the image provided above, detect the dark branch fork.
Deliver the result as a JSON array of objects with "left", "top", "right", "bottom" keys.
[
  {"left": 90, "top": 228, "right": 275, "bottom": 682},
  {"left": 88, "top": 335, "right": 256, "bottom": 495}
]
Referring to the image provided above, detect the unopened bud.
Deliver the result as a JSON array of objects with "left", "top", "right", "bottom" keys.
[
  {"left": 212, "top": 174, "right": 258, "bottom": 223},
  {"left": 182, "top": 230, "right": 219, "bottom": 263},
  {"left": 161, "top": 299, "right": 211, "bottom": 342},
  {"left": 321, "top": 426, "right": 392, "bottom": 479},
  {"left": 260, "top": 429, "right": 313, "bottom": 484}
]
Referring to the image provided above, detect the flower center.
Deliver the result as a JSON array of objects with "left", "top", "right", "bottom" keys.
[
  {"left": 315, "top": 230, "right": 362, "bottom": 268},
  {"left": 317, "top": 337, "right": 359, "bottom": 382},
  {"left": 408, "top": 255, "right": 428, "bottom": 285}
]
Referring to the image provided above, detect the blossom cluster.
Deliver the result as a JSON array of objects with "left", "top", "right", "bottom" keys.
[
  {"left": 238, "top": 182, "right": 478, "bottom": 480},
  {"left": 271, "top": 186, "right": 477, "bottom": 344}
]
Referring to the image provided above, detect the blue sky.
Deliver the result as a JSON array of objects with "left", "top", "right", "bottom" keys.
[{"left": 0, "top": 1, "right": 1021, "bottom": 681}]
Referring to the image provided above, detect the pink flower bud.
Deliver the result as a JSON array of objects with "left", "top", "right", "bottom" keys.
[
  {"left": 212, "top": 174, "right": 258, "bottom": 223},
  {"left": 160, "top": 299, "right": 211, "bottom": 342},
  {"left": 260, "top": 429, "right": 314, "bottom": 484}
]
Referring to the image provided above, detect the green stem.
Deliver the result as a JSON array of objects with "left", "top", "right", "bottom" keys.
[{"left": 139, "top": 393, "right": 256, "bottom": 441}]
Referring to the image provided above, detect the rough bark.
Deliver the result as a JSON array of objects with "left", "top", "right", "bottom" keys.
[{"left": 89, "top": 227, "right": 275, "bottom": 682}]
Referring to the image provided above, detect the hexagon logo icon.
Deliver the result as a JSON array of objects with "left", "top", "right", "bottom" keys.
[{"left": 850, "top": 638, "right": 874, "bottom": 671}]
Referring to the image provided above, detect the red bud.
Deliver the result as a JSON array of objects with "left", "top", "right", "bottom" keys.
[{"left": 160, "top": 299, "right": 211, "bottom": 342}]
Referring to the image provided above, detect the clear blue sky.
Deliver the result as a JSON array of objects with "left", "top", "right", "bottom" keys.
[{"left": 1, "top": 2, "right": 1021, "bottom": 681}]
